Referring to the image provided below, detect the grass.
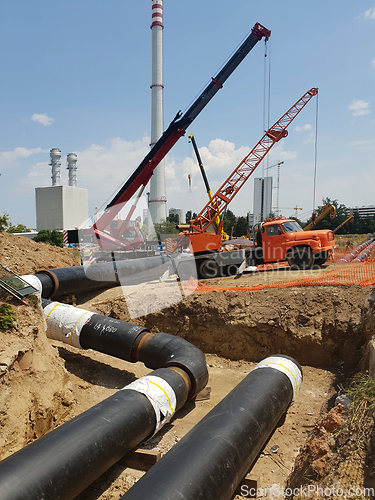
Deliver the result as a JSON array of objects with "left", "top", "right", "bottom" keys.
[
  {"left": 0, "top": 303, "right": 17, "bottom": 331},
  {"left": 345, "top": 373, "right": 375, "bottom": 425}
]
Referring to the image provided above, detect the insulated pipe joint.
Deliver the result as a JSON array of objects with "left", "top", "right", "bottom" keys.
[
  {"left": 136, "top": 332, "right": 209, "bottom": 397},
  {"left": 253, "top": 354, "right": 303, "bottom": 404}
]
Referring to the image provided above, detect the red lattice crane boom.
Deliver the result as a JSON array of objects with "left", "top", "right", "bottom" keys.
[{"left": 170, "top": 88, "right": 318, "bottom": 254}]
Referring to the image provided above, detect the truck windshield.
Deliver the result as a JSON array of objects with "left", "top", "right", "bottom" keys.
[{"left": 281, "top": 221, "right": 303, "bottom": 233}]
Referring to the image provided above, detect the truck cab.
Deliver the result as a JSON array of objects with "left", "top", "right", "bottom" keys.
[{"left": 252, "top": 217, "right": 335, "bottom": 269}]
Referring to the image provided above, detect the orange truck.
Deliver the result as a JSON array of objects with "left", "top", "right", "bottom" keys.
[
  {"left": 173, "top": 217, "right": 335, "bottom": 280},
  {"left": 250, "top": 217, "right": 335, "bottom": 268}
]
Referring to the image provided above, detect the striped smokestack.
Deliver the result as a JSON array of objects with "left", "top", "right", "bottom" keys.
[{"left": 149, "top": 0, "right": 167, "bottom": 224}]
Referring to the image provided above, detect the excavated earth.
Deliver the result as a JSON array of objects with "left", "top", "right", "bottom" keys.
[{"left": 1, "top": 232, "right": 375, "bottom": 499}]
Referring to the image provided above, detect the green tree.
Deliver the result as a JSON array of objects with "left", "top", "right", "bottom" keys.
[
  {"left": 223, "top": 209, "right": 236, "bottom": 236},
  {"left": 234, "top": 216, "right": 249, "bottom": 237},
  {"left": 135, "top": 216, "right": 142, "bottom": 228},
  {"left": 167, "top": 213, "right": 179, "bottom": 224},
  {"left": 8, "top": 223, "right": 31, "bottom": 233},
  {"left": 33, "top": 229, "right": 63, "bottom": 247},
  {"left": 185, "top": 210, "right": 197, "bottom": 223},
  {"left": 153, "top": 219, "right": 179, "bottom": 242},
  {"left": 0, "top": 212, "right": 10, "bottom": 232}
]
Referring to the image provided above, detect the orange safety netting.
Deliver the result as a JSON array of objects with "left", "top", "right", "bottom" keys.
[{"left": 184, "top": 259, "right": 375, "bottom": 294}]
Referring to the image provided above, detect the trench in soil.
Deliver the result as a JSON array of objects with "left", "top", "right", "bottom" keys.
[{"left": 1, "top": 273, "right": 375, "bottom": 499}]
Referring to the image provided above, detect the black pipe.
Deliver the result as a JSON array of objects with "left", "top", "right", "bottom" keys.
[
  {"left": 41, "top": 299, "right": 208, "bottom": 398},
  {"left": 121, "top": 355, "right": 302, "bottom": 500},
  {"left": 32, "top": 254, "right": 171, "bottom": 299},
  {"left": 0, "top": 367, "right": 191, "bottom": 500},
  {"left": 0, "top": 300, "right": 208, "bottom": 500}
]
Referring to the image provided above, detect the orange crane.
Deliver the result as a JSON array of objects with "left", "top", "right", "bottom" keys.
[
  {"left": 165, "top": 89, "right": 336, "bottom": 277},
  {"left": 167, "top": 88, "right": 319, "bottom": 256},
  {"left": 304, "top": 204, "right": 336, "bottom": 231}
]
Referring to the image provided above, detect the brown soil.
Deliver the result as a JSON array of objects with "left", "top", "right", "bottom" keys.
[
  {"left": 0, "top": 232, "right": 80, "bottom": 275},
  {"left": 1, "top": 234, "right": 375, "bottom": 499}
]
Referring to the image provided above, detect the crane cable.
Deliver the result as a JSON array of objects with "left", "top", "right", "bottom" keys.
[
  {"left": 312, "top": 92, "right": 319, "bottom": 214},
  {"left": 261, "top": 37, "right": 271, "bottom": 220}
]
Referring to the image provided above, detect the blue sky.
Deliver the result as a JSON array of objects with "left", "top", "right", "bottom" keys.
[{"left": 0, "top": 1, "right": 374, "bottom": 229}]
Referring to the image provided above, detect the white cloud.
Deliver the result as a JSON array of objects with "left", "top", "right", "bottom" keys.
[
  {"left": 72, "top": 137, "right": 151, "bottom": 208},
  {"left": 364, "top": 7, "right": 375, "bottom": 19},
  {"left": 11, "top": 135, "right": 303, "bottom": 224},
  {"left": 349, "top": 99, "right": 371, "bottom": 116},
  {"left": 350, "top": 139, "right": 375, "bottom": 147},
  {"left": 268, "top": 141, "right": 298, "bottom": 161},
  {"left": 0, "top": 146, "right": 47, "bottom": 166},
  {"left": 31, "top": 113, "right": 54, "bottom": 126},
  {"left": 295, "top": 124, "right": 312, "bottom": 132},
  {"left": 372, "top": 57, "right": 375, "bottom": 68}
]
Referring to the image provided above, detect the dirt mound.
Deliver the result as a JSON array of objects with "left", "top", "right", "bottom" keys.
[
  {"left": 0, "top": 296, "right": 74, "bottom": 460},
  {"left": 0, "top": 232, "right": 79, "bottom": 275},
  {"left": 87, "top": 284, "right": 375, "bottom": 369}
]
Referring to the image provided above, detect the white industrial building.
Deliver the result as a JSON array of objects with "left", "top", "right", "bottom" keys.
[
  {"left": 169, "top": 207, "right": 183, "bottom": 224},
  {"left": 253, "top": 177, "right": 273, "bottom": 226},
  {"left": 35, "top": 149, "right": 89, "bottom": 231}
]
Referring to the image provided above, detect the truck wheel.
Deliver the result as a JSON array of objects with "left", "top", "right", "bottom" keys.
[
  {"left": 198, "top": 259, "right": 220, "bottom": 279},
  {"left": 177, "top": 261, "right": 196, "bottom": 281},
  {"left": 313, "top": 251, "right": 329, "bottom": 266},
  {"left": 287, "top": 247, "right": 314, "bottom": 270}
]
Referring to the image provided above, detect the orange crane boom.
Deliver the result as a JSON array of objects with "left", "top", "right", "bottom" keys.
[{"left": 168, "top": 88, "right": 318, "bottom": 254}]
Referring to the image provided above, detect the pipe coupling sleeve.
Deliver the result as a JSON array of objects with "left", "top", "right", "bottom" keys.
[
  {"left": 122, "top": 375, "right": 176, "bottom": 437},
  {"left": 21, "top": 275, "right": 43, "bottom": 294},
  {"left": 43, "top": 301, "right": 94, "bottom": 348},
  {"left": 253, "top": 355, "right": 302, "bottom": 403}
]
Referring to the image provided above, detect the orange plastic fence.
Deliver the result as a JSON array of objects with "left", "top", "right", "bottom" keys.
[
  {"left": 184, "top": 252, "right": 375, "bottom": 294},
  {"left": 185, "top": 261, "right": 375, "bottom": 294}
]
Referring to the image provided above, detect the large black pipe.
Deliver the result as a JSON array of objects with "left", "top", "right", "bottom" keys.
[
  {"left": 23, "top": 254, "right": 172, "bottom": 299},
  {"left": 121, "top": 355, "right": 302, "bottom": 500},
  {"left": 0, "top": 367, "right": 192, "bottom": 500},
  {"left": 0, "top": 301, "right": 208, "bottom": 500},
  {"left": 41, "top": 299, "right": 208, "bottom": 397}
]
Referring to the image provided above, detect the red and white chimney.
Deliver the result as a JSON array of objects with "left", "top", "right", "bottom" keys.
[{"left": 149, "top": 0, "right": 167, "bottom": 224}]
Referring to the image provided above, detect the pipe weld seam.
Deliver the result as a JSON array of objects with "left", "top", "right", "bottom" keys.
[
  {"left": 122, "top": 374, "right": 176, "bottom": 436},
  {"left": 253, "top": 355, "right": 302, "bottom": 403}
]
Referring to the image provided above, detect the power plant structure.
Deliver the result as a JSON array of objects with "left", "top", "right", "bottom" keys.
[
  {"left": 253, "top": 176, "right": 273, "bottom": 226},
  {"left": 148, "top": 0, "right": 167, "bottom": 224},
  {"left": 35, "top": 149, "right": 88, "bottom": 231}
]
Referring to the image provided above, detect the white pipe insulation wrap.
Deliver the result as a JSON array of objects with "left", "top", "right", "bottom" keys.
[
  {"left": 122, "top": 375, "right": 176, "bottom": 436},
  {"left": 43, "top": 301, "right": 94, "bottom": 348},
  {"left": 253, "top": 356, "right": 302, "bottom": 403},
  {"left": 21, "top": 275, "right": 43, "bottom": 295}
]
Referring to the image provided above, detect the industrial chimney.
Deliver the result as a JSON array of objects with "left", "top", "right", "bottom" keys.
[
  {"left": 148, "top": 0, "right": 167, "bottom": 223},
  {"left": 50, "top": 148, "right": 61, "bottom": 186},
  {"left": 66, "top": 153, "right": 78, "bottom": 187}
]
